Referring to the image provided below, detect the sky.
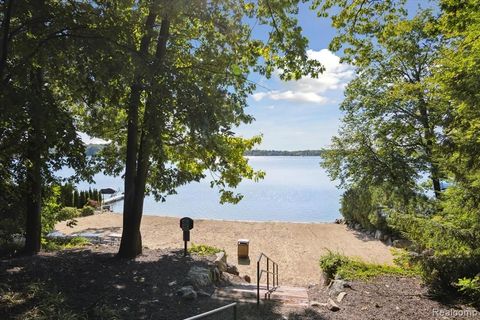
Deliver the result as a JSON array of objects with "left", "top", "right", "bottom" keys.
[
  {"left": 80, "top": 1, "right": 430, "bottom": 150},
  {"left": 235, "top": 3, "right": 352, "bottom": 151},
  {"left": 80, "top": 4, "right": 341, "bottom": 149},
  {"left": 236, "top": 0, "right": 431, "bottom": 151}
]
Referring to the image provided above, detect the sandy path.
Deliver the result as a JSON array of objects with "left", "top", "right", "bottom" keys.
[{"left": 55, "top": 213, "right": 393, "bottom": 286}]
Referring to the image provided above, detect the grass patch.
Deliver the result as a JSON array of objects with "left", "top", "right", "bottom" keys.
[
  {"left": 41, "top": 237, "right": 90, "bottom": 252},
  {"left": 188, "top": 243, "right": 224, "bottom": 256},
  {"left": 319, "top": 250, "right": 420, "bottom": 281}
]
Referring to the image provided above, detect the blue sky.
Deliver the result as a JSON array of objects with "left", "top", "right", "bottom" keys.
[
  {"left": 81, "top": 5, "right": 346, "bottom": 148},
  {"left": 236, "top": 3, "right": 353, "bottom": 151},
  {"left": 81, "top": 1, "right": 431, "bottom": 150},
  {"left": 236, "top": 0, "right": 432, "bottom": 151}
]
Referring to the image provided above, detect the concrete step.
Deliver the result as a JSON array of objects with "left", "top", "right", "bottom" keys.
[{"left": 212, "top": 284, "right": 309, "bottom": 307}]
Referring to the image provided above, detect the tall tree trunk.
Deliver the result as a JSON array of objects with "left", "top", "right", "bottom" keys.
[
  {"left": 118, "top": 78, "right": 144, "bottom": 258},
  {"left": 24, "top": 69, "right": 43, "bottom": 255},
  {"left": 118, "top": 16, "right": 170, "bottom": 258},
  {"left": 117, "top": 7, "right": 158, "bottom": 258},
  {"left": 24, "top": 143, "right": 42, "bottom": 254},
  {"left": 418, "top": 98, "right": 441, "bottom": 198}
]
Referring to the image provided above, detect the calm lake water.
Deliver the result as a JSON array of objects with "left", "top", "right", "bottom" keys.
[{"left": 64, "top": 156, "right": 342, "bottom": 222}]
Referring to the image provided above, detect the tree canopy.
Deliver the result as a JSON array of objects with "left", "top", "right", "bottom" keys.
[
  {"left": 0, "top": 0, "right": 95, "bottom": 253},
  {"left": 2, "top": 0, "right": 325, "bottom": 257},
  {"left": 318, "top": 0, "right": 480, "bottom": 299}
]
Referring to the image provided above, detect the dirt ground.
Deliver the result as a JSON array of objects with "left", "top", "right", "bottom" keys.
[
  {"left": 55, "top": 213, "right": 394, "bottom": 286},
  {"left": 1, "top": 247, "right": 476, "bottom": 320},
  {"left": 307, "top": 276, "right": 478, "bottom": 320}
]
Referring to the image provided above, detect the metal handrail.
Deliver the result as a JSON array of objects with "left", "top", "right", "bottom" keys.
[
  {"left": 183, "top": 302, "right": 237, "bottom": 320},
  {"left": 256, "top": 252, "right": 279, "bottom": 306}
]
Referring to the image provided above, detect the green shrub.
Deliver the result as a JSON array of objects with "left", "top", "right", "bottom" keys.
[
  {"left": 336, "top": 258, "right": 418, "bottom": 280},
  {"left": 42, "top": 187, "right": 83, "bottom": 233},
  {"left": 389, "top": 209, "right": 480, "bottom": 292},
  {"left": 391, "top": 248, "right": 421, "bottom": 272},
  {"left": 457, "top": 276, "right": 480, "bottom": 304},
  {"left": 58, "top": 207, "right": 80, "bottom": 220},
  {"left": 59, "top": 183, "right": 76, "bottom": 207},
  {"left": 319, "top": 251, "right": 419, "bottom": 281},
  {"left": 80, "top": 206, "right": 95, "bottom": 217},
  {"left": 319, "top": 251, "right": 350, "bottom": 279},
  {"left": 188, "top": 243, "right": 224, "bottom": 256},
  {"left": 0, "top": 173, "right": 26, "bottom": 244},
  {"left": 41, "top": 186, "right": 63, "bottom": 234},
  {"left": 340, "top": 187, "right": 375, "bottom": 230},
  {"left": 41, "top": 237, "right": 90, "bottom": 252},
  {"left": 0, "top": 217, "right": 24, "bottom": 245}
]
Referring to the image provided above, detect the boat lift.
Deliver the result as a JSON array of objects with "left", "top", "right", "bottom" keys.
[{"left": 100, "top": 188, "right": 124, "bottom": 212}]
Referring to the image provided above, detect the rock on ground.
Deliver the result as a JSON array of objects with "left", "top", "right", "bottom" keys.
[
  {"left": 337, "top": 292, "right": 347, "bottom": 303},
  {"left": 187, "top": 266, "right": 212, "bottom": 288},
  {"left": 177, "top": 286, "right": 197, "bottom": 300},
  {"left": 327, "top": 298, "right": 340, "bottom": 311},
  {"left": 328, "top": 279, "right": 349, "bottom": 297}
]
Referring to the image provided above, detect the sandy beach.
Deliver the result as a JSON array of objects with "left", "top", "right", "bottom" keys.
[{"left": 55, "top": 213, "right": 393, "bottom": 286}]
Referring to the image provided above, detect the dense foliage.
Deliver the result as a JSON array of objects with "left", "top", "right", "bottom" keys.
[
  {"left": 319, "top": 250, "right": 418, "bottom": 281},
  {"left": 318, "top": 0, "right": 480, "bottom": 301},
  {"left": 70, "top": 0, "right": 323, "bottom": 258},
  {"left": 339, "top": 186, "right": 390, "bottom": 232},
  {"left": 1, "top": 0, "right": 322, "bottom": 256},
  {"left": 0, "top": 0, "right": 97, "bottom": 253}
]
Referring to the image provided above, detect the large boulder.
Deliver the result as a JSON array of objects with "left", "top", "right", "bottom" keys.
[
  {"left": 214, "top": 252, "right": 227, "bottom": 272},
  {"left": 187, "top": 266, "right": 212, "bottom": 288}
]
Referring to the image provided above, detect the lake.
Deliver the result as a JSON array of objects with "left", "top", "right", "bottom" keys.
[{"left": 66, "top": 156, "right": 342, "bottom": 222}]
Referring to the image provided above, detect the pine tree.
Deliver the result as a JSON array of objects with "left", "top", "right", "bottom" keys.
[{"left": 73, "top": 190, "right": 79, "bottom": 208}]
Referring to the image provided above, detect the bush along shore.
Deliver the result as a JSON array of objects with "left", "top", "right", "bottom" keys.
[
  {"left": 319, "top": 0, "right": 480, "bottom": 307},
  {"left": 330, "top": 188, "right": 480, "bottom": 307}
]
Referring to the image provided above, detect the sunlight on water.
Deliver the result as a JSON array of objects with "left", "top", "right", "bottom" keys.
[{"left": 61, "top": 156, "right": 342, "bottom": 222}]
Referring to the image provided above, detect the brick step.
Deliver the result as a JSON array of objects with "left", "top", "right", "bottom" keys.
[{"left": 212, "top": 284, "right": 309, "bottom": 308}]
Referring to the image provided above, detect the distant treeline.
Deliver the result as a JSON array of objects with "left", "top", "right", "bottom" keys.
[
  {"left": 245, "top": 150, "right": 324, "bottom": 156},
  {"left": 86, "top": 144, "right": 324, "bottom": 157}
]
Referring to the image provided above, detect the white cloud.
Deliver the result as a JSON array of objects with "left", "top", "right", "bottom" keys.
[
  {"left": 251, "top": 49, "right": 354, "bottom": 104},
  {"left": 252, "top": 90, "right": 326, "bottom": 103}
]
